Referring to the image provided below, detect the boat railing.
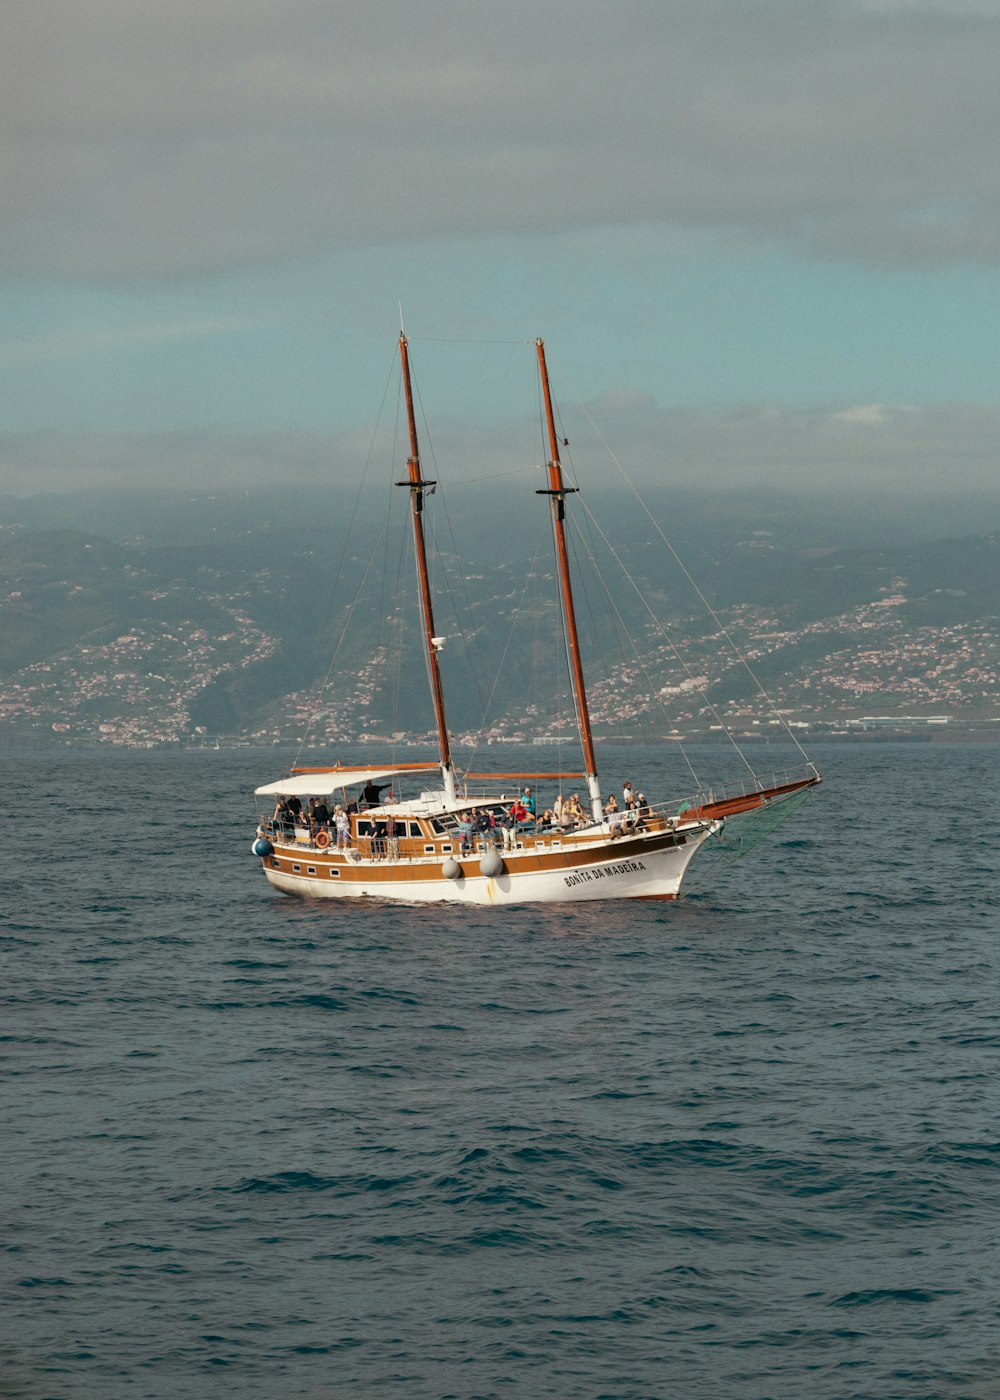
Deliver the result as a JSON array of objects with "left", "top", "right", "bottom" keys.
[
  {"left": 261, "top": 809, "right": 680, "bottom": 853},
  {"left": 666, "top": 765, "right": 816, "bottom": 812},
  {"left": 258, "top": 767, "right": 814, "bottom": 855}
]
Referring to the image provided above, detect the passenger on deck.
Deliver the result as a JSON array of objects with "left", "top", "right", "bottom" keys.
[
  {"left": 500, "top": 804, "right": 518, "bottom": 850},
  {"left": 311, "top": 798, "right": 330, "bottom": 828},
  {"left": 273, "top": 797, "right": 293, "bottom": 835},
  {"left": 522, "top": 787, "right": 536, "bottom": 818},
  {"left": 604, "top": 794, "right": 619, "bottom": 815},
  {"left": 622, "top": 781, "right": 634, "bottom": 807},
  {"left": 475, "top": 807, "right": 497, "bottom": 848},
  {"left": 362, "top": 780, "right": 392, "bottom": 808},
  {"left": 334, "top": 805, "right": 350, "bottom": 849},
  {"left": 552, "top": 794, "right": 564, "bottom": 826},
  {"left": 538, "top": 808, "right": 554, "bottom": 831},
  {"left": 457, "top": 811, "right": 474, "bottom": 854}
]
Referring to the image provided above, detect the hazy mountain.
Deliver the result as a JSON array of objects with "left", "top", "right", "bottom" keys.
[{"left": 2, "top": 487, "right": 1000, "bottom": 747}]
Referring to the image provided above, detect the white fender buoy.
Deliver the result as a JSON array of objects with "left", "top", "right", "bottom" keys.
[
  {"left": 479, "top": 848, "right": 503, "bottom": 878},
  {"left": 442, "top": 857, "right": 462, "bottom": 880}
]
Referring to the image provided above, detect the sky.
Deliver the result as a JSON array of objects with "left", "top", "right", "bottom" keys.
[{"left": 5, "top": 0, "right": 1000, "bottom": 504}]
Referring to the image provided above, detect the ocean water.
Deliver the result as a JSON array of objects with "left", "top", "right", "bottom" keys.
[{"left": 3, "top": 742, "right": 999, "bottom": 1400}]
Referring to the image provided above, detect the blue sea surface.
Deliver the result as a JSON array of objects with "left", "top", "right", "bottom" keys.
[{"left": 3, "top": 742, "right": 999, "bottom": 1399}]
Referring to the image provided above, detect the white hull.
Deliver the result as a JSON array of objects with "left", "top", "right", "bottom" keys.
[{"left": 260, "top": 824, "right": 717, "bottom": 905}]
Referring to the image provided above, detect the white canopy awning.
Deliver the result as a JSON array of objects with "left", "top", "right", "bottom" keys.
[{"left": 254, "top": 765, "right": 436, "bottom": 799}]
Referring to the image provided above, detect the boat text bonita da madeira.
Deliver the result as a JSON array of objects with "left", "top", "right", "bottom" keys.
[{"left": 252, "top": 334, "right": 820, "bottom": 904}]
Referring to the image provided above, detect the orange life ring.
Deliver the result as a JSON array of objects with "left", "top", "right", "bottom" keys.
[{"left": 315, "top": 828, "right": 331, "bottom": 848}]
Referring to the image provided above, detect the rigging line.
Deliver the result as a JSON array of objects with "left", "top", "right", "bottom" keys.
[
  {"left": 292, "top": 347, "right": 399, "bottom": 766},
  {"left": 465, "top": 516, "right": 551, "bottom": 775},
  {"left": 557, "top": 454, "right": 642, "bottom": 751},
  {"left": 436, "top": 465, "right": 537, "bottom": 487},
  {"left": 543, "top": 363, "right": 695, "bottom": 779},
  {"left": 574, "top": 491, "right": 758, "bottom": 782},
  {"left": 386, "top": 383, "right": 412, "bottom": 752},
  {"left": 396, "top": 352, "right": 464, "bottom": 741},
  {"left": 410, "top": 374, "right": 492, "bottom": 717},
  {"left": 577, "top": 399, "right": 815, "bottom": 770},
  {"left": 547, "top": 497, "right": 590, "bottom": 779},
  {"left": 421, "top": 518, "right": 491, "bottom": 725},
  {"left": 563, "top": 517, "right": 621, "bottom": 743},
  {"left": 389, "top": 512, "right": 412, "bottom": 760},
  {"left": 530, "top": 559, "right": 542, "bottom": 745},
  {"left": 376, "top": 368, "right": 406, "bottom": 652},
  {"left": 563, "top": 510, "right": 704, "bottom": 791},
  {"left": 533, "top": 365, "right": 574, "bottom": 787},
  {"left": 408, "top": 336, "right": 534, "bottom": 345}
]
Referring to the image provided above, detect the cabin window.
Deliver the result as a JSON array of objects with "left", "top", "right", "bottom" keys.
[
  {"left": 328, "top": 868, "right": 340, "bottom": 878},
  {"left": 360, "top": 817, "right": 420, "bottom": 838},
  {"left": 423, "top": 845, "right": 435, "bottom": 854},
  {"left": 441, "top": 844, "right": 453, "bottom": 854},
  {"left": 292, "top": 863, "right": 301, "bottom": 873},
  {"left": 307, "top": 866, "right": 316, "bottom": 875}
]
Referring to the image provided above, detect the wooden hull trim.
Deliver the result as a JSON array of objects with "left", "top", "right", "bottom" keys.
[
  {"left": 259, "top": 823, "right": 716, "bottom": 905},
  {"left": 695, "top": 774, "right": 820, "bottom": 822}
]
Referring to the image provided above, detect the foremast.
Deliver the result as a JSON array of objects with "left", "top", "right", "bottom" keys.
[
  {"left": 536, "top": 339, "right": 603, "bottom": 823},
  {"left": 398, "top": 334, "right": 457, "bottom": 802}
]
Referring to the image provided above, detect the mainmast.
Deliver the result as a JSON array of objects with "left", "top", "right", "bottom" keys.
[
  {"left": 398, "top": 334, "right": 456, "bottom": 800},
  {"left": 536, "top": 339, "right": 603, "bottom": 823}
]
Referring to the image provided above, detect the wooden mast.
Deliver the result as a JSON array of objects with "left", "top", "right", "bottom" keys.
[
  {"left": 536, "top": 339, "right": 603, "bottom": 822},
  {"left": 398, "top": 333, "right": 455, "bottom": 796}
]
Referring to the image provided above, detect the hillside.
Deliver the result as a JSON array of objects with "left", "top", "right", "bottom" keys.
[{"left": 2, "top": 488, "right": 1000, "bottom": 747}]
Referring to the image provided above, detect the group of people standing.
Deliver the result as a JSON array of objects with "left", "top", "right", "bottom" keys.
[
  {"left": 456, "top": 779, "right": 649, "bottom": 851},
  {"left": 270, "top": 778, "right": 650, "bottom": 856},
  {"left": 271, "top": 795, "right": 352, "bottom": 848},
  {"left": 457, "top": 787, "right": 536, "bottom": 853},
  {"left": 603, "top": 781, "right": 649, "bottom": 837},
  {"left": 271, "top": 779, "right": 397, "bottom": 850}
]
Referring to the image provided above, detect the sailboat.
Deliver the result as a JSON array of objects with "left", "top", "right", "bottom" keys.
[{"left": 251, "top": 334, "right": 820, "bottom": 904}]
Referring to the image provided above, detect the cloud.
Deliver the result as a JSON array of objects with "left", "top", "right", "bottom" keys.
[
  {"left": 0, "top": 318, "right": 262, "bottom": 366},
  {"left": 4, "top": 399, "right": 1000, "bottom": 498},
  {"left": 828, "top": 404, "right": 892, "bottom": 425},
  {"left": 5, "top": 0, "right": 1000, "bottom": 277}
]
